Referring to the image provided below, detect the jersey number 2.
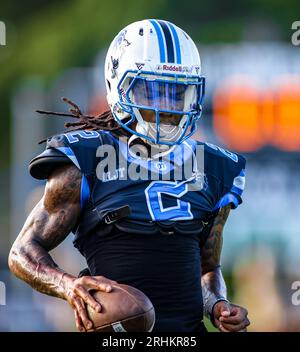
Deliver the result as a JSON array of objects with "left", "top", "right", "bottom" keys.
[{"left": 145, "top": 181, "right": 193, "bottom": 221}]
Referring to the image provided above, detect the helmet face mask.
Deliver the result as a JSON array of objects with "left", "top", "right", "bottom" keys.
[
  {"left": 105, "top": 19, "right": 205, "bottom": 146},
  {"left": 114, "top": 70, "right": 205, "bottom": 146}
]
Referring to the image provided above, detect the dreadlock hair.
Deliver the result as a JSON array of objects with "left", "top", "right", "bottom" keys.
[{"left": 36, "top": 97, "right": 129, "bottom": 144}]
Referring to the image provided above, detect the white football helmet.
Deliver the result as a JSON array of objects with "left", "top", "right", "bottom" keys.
[{"left": 104, "top": 19, "right": 205, "bottom": 147}]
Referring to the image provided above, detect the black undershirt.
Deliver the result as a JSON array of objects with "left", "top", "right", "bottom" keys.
[{"left": 79, "top": 227, "right": 206, "bottom": 332}]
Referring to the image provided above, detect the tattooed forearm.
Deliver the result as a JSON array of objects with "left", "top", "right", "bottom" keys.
[
  {"left": 201, "top": 205, "right": 231, "bottom": 316},
  {"left": 8, "top": 164, "right": 82, "bottom": 299},
  {"left": 201, "top": 205, "right": 230, "bottom": 274}
]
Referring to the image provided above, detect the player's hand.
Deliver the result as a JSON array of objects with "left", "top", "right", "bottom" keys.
[
  {"left": 62, "top": 275, "right": 117, "bottom": 332},
  {"left": 212, "top": 301, "right": 250, "bottom": 332}
]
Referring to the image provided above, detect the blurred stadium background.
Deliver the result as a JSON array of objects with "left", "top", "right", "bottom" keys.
[{"left": 0, "top": 0, "right": 300, "bottom": 331}]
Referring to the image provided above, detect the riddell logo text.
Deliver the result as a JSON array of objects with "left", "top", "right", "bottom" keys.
[
  {"left": 163, "top": 65, "right": 183, "bottom": 72},
  {"left": 156, "top": 64, "right": 192, "bottom": 73}
]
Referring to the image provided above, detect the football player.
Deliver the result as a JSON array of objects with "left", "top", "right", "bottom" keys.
[{"left": 8, "top": 19, "right": 250, "bottom": 332}]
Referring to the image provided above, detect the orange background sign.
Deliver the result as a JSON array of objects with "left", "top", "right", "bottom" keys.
[{"left": 213, "top": 75, "right": 300, "bottom": 152}]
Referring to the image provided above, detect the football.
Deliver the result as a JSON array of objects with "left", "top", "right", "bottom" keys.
[{"left": 86, "top": 283, "right": 155, "bottom": 332}]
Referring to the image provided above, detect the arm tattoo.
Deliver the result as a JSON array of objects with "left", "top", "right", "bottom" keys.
[
  {"left": 8, "top": 164, "right": 82, "bottom": 299},
  {"left": 201, "top": 205, "right": 230, "bottom": 273},
  {"left": 201, "top": 204, "right": 231, "bottom": 317}
]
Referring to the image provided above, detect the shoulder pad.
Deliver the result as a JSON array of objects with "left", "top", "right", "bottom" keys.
[
  {"left": 29, "top": 129, "right": 116, "bottom": 182},
  {"left": 29, "top": 148, "right": 71, "bottom": 180}
]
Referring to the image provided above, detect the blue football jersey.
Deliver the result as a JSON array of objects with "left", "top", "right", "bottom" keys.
[
  {"left": 29, "top": 129, "right": 246, "bottom": 332},
  {"left": 30, "top": 129, "right": 246, "bottom": 223}
]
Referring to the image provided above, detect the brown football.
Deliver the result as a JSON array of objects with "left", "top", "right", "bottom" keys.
[{"left": 86, "top": 283, "right": 155, "bottom": 332}]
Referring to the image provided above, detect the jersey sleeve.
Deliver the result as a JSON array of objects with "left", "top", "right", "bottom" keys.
[
  {"left": 210, "top": 150, "right": 246, "bottom": 211},
  {"left": 28, "top": 130, "right": 104, "bottom": 209},
  {"left": 29, "top": 147, "right": 71, "bottom": 180}
]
